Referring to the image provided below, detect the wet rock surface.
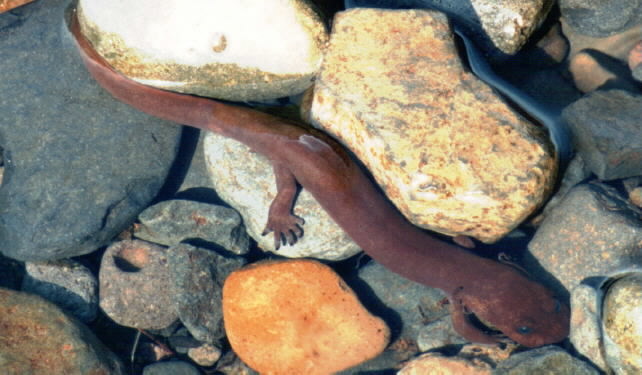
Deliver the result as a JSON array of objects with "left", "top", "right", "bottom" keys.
[
  {"left": 1, "top": 0, "right": 642, "bottom": 374},
  {"left": 135, "top": 199, "right": 250, "bottom": 255},
  {"left": 99, "top": 239, "right": 178, "bottom": 330},
  {"left": 21, "top": 259, "right": 98, "bottom": 322},
  {"left": 169, "top": 243, "right": 245, "bottom": 343},
  {"left": 0, "top": 287, "right": 125, "bottom": 375},
  {"left": 310, "top": 8, "right": 557, "bottom": 243},
  {"left": 527, "top": 182, "right": 642, "bottom": 295},
  {"left": 0, "top": 0, "right": 182, "bottom": 261}
]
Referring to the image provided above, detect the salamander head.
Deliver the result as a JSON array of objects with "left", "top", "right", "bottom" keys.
[{"left": 452, "top": 266, "right": 570, "bottom": 348}]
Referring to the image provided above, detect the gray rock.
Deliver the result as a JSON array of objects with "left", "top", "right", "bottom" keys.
[
  {"left": 142, "top": 360, "right": 201, "bottom": 375},
  {"left": 0, "top": 287, "right": 124, "bottom": 374},
  {"left": 21, "top": 259, "right": 98, "bottom": 322},
  {"left": 564, "top": 90, "right": 642, "bottom": 180},
  {"left": 99, "top": 239, "right": 178, "bottom": 330},
  {"left": 169, "top": 243, "right": 245, "bottom": 343},
  {"left": 0, "top": 0, "right": 182, "bottom": 261},
  {"left": 493, "top": 346, "right": 598, "bottom": 374},
  {"left": 569, "top": 283, "right": 608, "bottom": 371},
  {"left": 527, "top": 182, "right": 642, "bottom": 296},
  {"left": 358, "top": 261, "right": 454, "bottom": 350},
  {"left": 135, "top": 200, "right": 250, "bottom": 255},
  {"left": 560, "top": 0, "right": 642, "bottom": 38}
]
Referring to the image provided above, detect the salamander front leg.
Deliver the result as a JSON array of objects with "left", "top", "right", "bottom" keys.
[{"left": 262, "top": 162, "right": 305, "bottom": 250}]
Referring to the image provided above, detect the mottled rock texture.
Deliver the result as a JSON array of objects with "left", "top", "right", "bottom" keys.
[
  {"left": 0, "top": 288, "right": 124, "bottom": 374},
  {"left": 310, "top": 9, "right": 556, "bottom": 243},
  {"left": 0, "top": 0, "right": 181, "bottom": 261}
]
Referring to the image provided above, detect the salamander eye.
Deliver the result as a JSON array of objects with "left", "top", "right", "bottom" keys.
[
  {"left": 554, "top": 299, "right": 562, "bottom": 313},
  {"left": 517, "top": 326, "right": 532, "bottom": 335}
]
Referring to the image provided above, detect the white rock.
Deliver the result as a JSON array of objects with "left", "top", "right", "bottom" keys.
[
  {"left": 203, "top": 131, "right": 361, "bottom": 261},
  {"left": 77, "top": 0, "right": 328, "bottom": 101}
]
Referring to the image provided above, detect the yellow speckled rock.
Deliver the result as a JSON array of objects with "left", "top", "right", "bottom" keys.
[
  {"left": 602, "top": 272, "right": 642, "bottom": 374},
  {"left": 308, "top": 8, "right": 556, "bottom": 243},
  {"left": 77, "top": 0, "right": 328, "bottom": 101},
  {"left": 222, "top": 259, "right": 389, "bottom": 375}
]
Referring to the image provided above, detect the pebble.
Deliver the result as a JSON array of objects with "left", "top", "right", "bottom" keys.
[
  {"left": 203, "top": 131, "right": 361, "bottom": 260},
  {"left": 568, "top": 51, "right": 639, "bottom": 93},
  {"left": 527, "top": 182, "right": 642, "bottom": 295},
  {"left": 309, "top": 8, "right": 557, "bottom": 243},
  {"left": 493, "top": 346, "right": 600, "bottom": 374},
  {"left": 563, "top": 90, "right": 642, "bottom": 180},
  {"left": 601, "top": 271, "right": 642, "bottom": 374},
  {"left": 76, "top": 0, "right": 328, "bottom": 101},
  {"left": 135, "top": 199, "right": 250, "bottom": 255},
  {"left": 397, "top": 352, "right": 492, "bottom": 374},
  {"left": 0, "top": 0, "right": 182, "bottom": 261},
  {"left": 559, "top": 0, "right": 642, "bottom": 38},
  {"left": 630, "top": 186, "right": 642, "bottom": 208},
  {"left": 168, "top": 243, "right": 245, "bottom": 343},
  {"left": 629, "top": 40, "right": 642, "bottom": 81},
  {"left": 0, "top": 287, "right": 124, "bottom": 374},
  {"left": 142, "top": 360, "right": 201, "bottom": 375},
  {"left": 222, "top": 259, "right": 390, "bottom": 374},
  {"left": 99, "top": 239, "right": 178, "bottom": 330},
  {"left": 187, "top": 343, "right": 222, "bottom": 367},
  {"left": 21, "top": 259, "right": 98, "bottom": 322}
]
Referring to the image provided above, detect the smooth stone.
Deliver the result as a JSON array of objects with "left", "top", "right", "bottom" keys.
[
  {"left": 562, "top": 20, "right": 642, "bottom": 62},
  {"left": 569, "top": 51, "right": 639, "bottom": 93},
  {"left": 309, "top": 8, "right": 557, "bottom": 243},
  {"left": 76, "top": 0, "right": 328, "bottom": 101},
  {"left": 187, "top": 343, "right": 222, "bottom": 367},
  {"left": 559, "top": 0, "right": 642, "bottom": 38},
  {"left": 99, "top": 239, "right": 178, "bottom": 330},
  {"left": 345, "top": 0, "right": 553, "bottom": 57},
  {"left": 0, "top": 287, "right": 124, "bottom": 374},
  {"left": 397, "top": 352, "right": 492, "bottom": 374},
  {"left": 142, "top": 360, "right": 201, "bottom": 375},
  {"left": 527, "top": 183, "right": 642, "bottom": 295},
  {"left": 135, "top": 199, "right": 250, "bottom": 255},
  {"left": 21, "top": 259, "right": 98, "bottom": 322},
  {"left": 602, "top": 272, "right": 642, "bottom": 374},
  {"left": 493, "top": 346, "right": 599, "bottom": 374},
  {"left": 357, "top": 261, "right": 459, "bottom": 352},
  {"left": 222, "top": 259, "right": 390, "bottom": 375},
  {"left": 168, "top": 243, "right": 245, "bottom": 343},
  {"left": 563, "top": 90, "right": 642, "bottom": 180},
  {"left": 569, "top": 284, "right": 608, "bottom": 371},
  {"left": 203, "top": 131, "right": 361, "bottom": 260},
  {"left": 629, "top": 41, "right": 642, "bottom": 81},
  {"left": 0, "top": 0, "right": 182, "bottom": 261}
]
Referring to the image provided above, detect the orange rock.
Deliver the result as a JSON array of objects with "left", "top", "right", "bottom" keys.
[
  {"left": 222, "top": 259, "right": 389, "bottom": 375},
  {"left": 0, "top": 0, "right": 35, "bottom": 14}
]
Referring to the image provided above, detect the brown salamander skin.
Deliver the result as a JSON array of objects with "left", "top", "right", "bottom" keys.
[{"left": 68, "top": 11, "right": 569, "bottom": 347}]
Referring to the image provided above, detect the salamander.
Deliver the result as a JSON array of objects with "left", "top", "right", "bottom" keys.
[{"left": 67, "top": 9, "right": 569, "bottom": 347}]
